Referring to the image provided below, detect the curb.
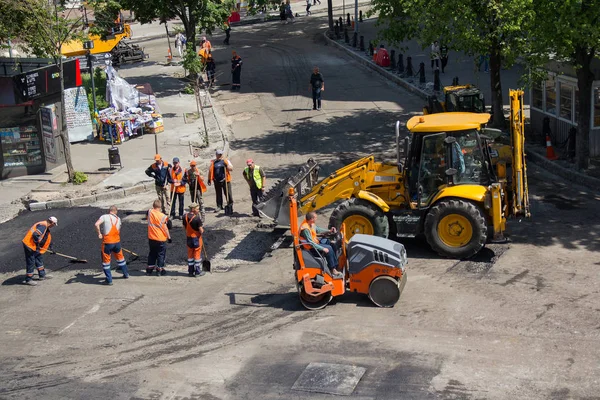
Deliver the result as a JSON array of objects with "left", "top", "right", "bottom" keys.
[
  {"left": 27, "top": 183, "right": 154, "bottom": 211},
  {"left": 526, "top": 148, "right": 600, "bottom": 192},
  {"left": 323, "top": 31, "right": 430, "bottom": 100}
]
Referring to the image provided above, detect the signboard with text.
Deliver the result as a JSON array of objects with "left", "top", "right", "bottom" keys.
[{"left": 13, "top": 59, "right": 81, "bottom": 103}]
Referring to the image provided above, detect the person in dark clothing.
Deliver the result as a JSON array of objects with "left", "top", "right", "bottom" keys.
[
  {"left": 145, "top": 154, "right": 173, "bottom": 214},
  {"left": 306, "top": 0, "right": 311, "bottom": 15},
  {"left": 206, "top": 55, "right": 216, "bottom": 88},
  {"left": 224, "top": 23, "right": 231, "bottom": 45},
  {"left": 207, "top": 149, "right": 234, "bottom": 211},
  {"left": 242, "top": 159, "right": 266, "bottom": 217},
  {"left": 231, "top": 51, "right": 242, "bottom": 90},
  {"left": 313, "top": 0, "right": 321, "bottom": 5},
  {"left": 309, "top": 66, "right": 325, "bottom": 110},
  {"left": 440, "top": 44, "right": 449, "bottom": 73}
]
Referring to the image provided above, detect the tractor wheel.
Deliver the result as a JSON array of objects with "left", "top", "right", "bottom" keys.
[
  {"left": 424, "top": 199, "right": 487, "bottom": 259},
  {"left": 368, "top": 276, "right": 401, "bottom": 308},
  {"left": 298, "top": 282, "right": 332, "bottom": 310},
  {"left": 329, "top": 198, "right": 389, "bottom": 240}
]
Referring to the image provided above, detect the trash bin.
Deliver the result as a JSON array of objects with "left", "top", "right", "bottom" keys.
[{"left": 108, "top": 146, "right": 122, "bottom": 169}]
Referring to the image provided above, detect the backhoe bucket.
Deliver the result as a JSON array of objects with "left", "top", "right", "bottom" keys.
[{"left": 256, "top": 158, "right": 320, "bottom": 226}]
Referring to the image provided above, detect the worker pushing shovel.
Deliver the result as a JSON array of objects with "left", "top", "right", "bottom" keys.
[
  {"left": 21, "top": 216, "right": 59, "bottom": 286},
  {"left": 94, "top": 205, "right": 129, "bottom": 285},
  {"left": 207, "top": 149, "right": 234, "bottom": 214}
]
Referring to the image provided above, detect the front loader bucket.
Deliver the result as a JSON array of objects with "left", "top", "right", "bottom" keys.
[{"left": 256, "top": 158, "right": 320, "bottom": 226}]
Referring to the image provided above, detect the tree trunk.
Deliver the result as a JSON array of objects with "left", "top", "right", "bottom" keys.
[
  {"left": 327, "top": 0, "right": 334, "bottom": 31},
  {"left": 489, "top": 40, "right": 506, "bottom": 129},
  {"left": 575, "top": 47, "right": 595, "bottom": 170},
  {"left": 58, "top": 56, "right": 75, "bottom": 182}
]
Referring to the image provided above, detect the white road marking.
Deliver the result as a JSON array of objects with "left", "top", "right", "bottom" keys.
[{"left": 59, "top": 302, "right": 102, "bottom": 334}]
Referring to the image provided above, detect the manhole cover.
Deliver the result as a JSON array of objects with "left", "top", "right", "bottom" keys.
[{"left": 291, "top": 362, "right": 366, "bottom": 396}]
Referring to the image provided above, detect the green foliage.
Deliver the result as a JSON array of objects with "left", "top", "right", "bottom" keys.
[
  {"left": 88, "top": 0, "right": 123, "bottom": 39},
  {"left": 182, "top": 43, "right": 205, "bottom": 76},
  {"left": 91, "top": 0, "right": 234, "bottom": 46},
  {"left": 80, "top": 68, "right": 109, "bottom": 114},
  {"left": 72, "top": 171, "right": 88, "bottom": 185},
  {"left": 0, "top": 0, "right": 86, "bottom": 58},
  {"left": 182, "top": 84, "right": 196, "bottom": 95}
]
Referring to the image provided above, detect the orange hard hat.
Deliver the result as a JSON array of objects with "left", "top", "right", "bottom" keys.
[{"left": 190, "top": 160, "right": 197, "bottom": 166}]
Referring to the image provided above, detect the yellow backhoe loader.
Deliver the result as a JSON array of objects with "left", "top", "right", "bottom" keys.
[{"left": 257, "top": 89, "right": 530, "bottom": 259}]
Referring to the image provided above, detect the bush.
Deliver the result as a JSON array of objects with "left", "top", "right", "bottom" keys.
[{"left": 72, "top": 171, "right": 88, "bottom": 185}]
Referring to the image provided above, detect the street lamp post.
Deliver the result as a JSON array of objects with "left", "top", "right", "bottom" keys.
[{"left": 354, "top": 0, "right": 358, "bottom": 33}]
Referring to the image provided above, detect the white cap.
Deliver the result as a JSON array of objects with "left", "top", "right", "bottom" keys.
[
  {"left": 215, "top": 149, "right": 224, "bottom": 155},
  {"left": 48, "top": 216, "right": 58, "bottom": 226}
]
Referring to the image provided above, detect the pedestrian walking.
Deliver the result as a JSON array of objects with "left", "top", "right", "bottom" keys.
[
  {"left": 285, "top": 3, "right": 295, "bottom": 23},
  {"left": 478, "top": 54, "right": 489, "bottom": 73},
  {"left": 169, "top": 157, "right": 187, "bottom": 219},
  {"left": 186, "top": 160, "right": 207, "bottom": 222},
  {"left": 313, "top": 0, "right": 321, "bottom": 5},
  {"left": 243, "top": 159, "right": 266, "bottom": 217},
  {"left": 231, "top": 51, "right": 243, "bottom": 90},
  {"left": 175, "top": 32, "right": 183, "bottom": 57},
  {"left": 21, "top": 216, "right": 57, "bottom": 286},
  {"left": 145, "top": 154, "right": 173, "bottom": 214},
  {"left": 147, "top": 199, "right": 172, "bottom": 276},
  {"left": 224, "top": 22, "right": 231, "bottom": 45},
  {"left": 309, "top": 66, "right": 325, "bottom": 110},
  {"left": 440, "top": 44, "right": 449, "bottom": 73},
  {"left": 207, "top": 149, "right": 233, "bottom": 212},
  {"left": 94, "top": 205, "right": 128, "bottom": 285},
  {"left": 306, "top": 0, "right": 312, "bottom": 15},
  {"left": 182, "top": 203, "right": 205, "bottom": 277},
  {"left": 206, "top": 55, "right": 216, "bottom": 88},
  {"left": 431, "top": 41, "right": 440, "bottom": 70}
]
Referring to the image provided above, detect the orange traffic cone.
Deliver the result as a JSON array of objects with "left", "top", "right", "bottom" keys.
[
  {"left": 545, "top": 135, "right": 558, "bottom": 160},
  {"left": 167, "top": 48, "right": 173, "bottom": 62}
]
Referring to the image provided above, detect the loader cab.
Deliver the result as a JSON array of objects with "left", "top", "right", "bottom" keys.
[
  {"left": 402, "top": 114, "right": 495, "bottom": 209},
  {"left": 444, "top": 86, "right": 486, "bottom": 113}
]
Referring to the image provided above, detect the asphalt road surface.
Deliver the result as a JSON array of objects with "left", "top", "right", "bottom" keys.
[{"left": 1, "top": 14, "right": 600, "bottom": 400}]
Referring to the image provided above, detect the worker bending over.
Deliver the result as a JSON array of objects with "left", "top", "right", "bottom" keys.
[
  {"left": 299, "top": 212, "right": 342, "bottom": 277},
  {"left": 95, "top": 205, "right": 128, "bottom": 285},
  {"left": 147, "top": 200, "right": 172, "bottom": 276},
  {"left": 21, "top": 216, "right": 58, "bottom": 286},
  {"left": 182, "top": 202, "right": 206, "bottom": 277}
]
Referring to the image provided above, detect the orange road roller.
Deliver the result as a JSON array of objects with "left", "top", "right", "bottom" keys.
[{"left": 289, "top": 189, "right": 407, "bottom": 310}]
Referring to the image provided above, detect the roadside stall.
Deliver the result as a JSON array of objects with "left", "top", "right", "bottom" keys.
[{"left": 98, "top": 66, "right": 163, "bottom": 144}]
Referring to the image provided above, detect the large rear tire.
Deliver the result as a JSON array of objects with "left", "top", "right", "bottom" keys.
[
  {"left": 329, "top": 198, "right": 389, "bottom": 240},
  {"left": 424, "top": 199, "right": 487, "bottom": 259}
]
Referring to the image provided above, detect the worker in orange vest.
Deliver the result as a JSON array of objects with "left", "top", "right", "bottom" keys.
[
  {"left": 170, "top": 157, "right": 187, "bottom": 219},
  {"left": 21, "top": 216, "right": 57, "bottom": 286},
  {"left": 299, "top": 211, "right": 341, "bottom": 277},
  {"left": 201, "top": 36, "right": 212, "bottom": 52},
  {"left": 182, "top": 202, "right": 205, "bottom": 277},
  {"left": 207, "top": 149, "right": 233, "bottom": 212},
  {"left": 94, "top": 205, "right": 128, "bottom": 285},
  {"left": 147, "top": 199, "right": 172, "bottom": 276},
  {"left": 186, "top": 160, "right": 207, "bottom": 221}
]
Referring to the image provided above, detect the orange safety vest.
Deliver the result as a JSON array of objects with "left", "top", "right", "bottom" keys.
[
  {"left": 147, "top": 209, "right": 169, "bottom": 242},
  {"left": 184, "top": 212, "right": 203, "bottom": 237},
  {"left": 208, "top": 158, "right": 232, "bottom": 183},
  {"left": 170, "top": 166, "right": 186, "bottom": 193},
  {"left": 22, "top": 221, "right": 52, "bottom": 254},
  {"left": 102, "top": 214, "right": 121, "bottom": 244},
  {"left": 299, "top": 220, "right": 318, "bottom": 251},
  {"left": 186, "top": 167, "right": 208, "bottom": 193}
]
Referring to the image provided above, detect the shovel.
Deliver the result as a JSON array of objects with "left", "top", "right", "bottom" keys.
[
  {"left": 122, "top": 248, "right": 140, "bottom": 262},
  {"left": 202, "top": 243, "right": 212, "bottom": 273},
  {"left": 51, "top": 251, "right": 88, "bottom": 264},
  {"left": 223, "top": 181, "right": 233, "bottom": 216}
]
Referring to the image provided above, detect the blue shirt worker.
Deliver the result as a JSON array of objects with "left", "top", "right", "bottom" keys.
[
  {"left": 21, "top": 216, "right": 57, "bottom": 286},
  {"left": 299, "top": 212, "right": 342, "bottom": 277},
  {"left": 94, "top": 206, "right": 128, "bottom": 285},
  {"left": 145, "top": 154, "right": 173, "bottom": 214}
]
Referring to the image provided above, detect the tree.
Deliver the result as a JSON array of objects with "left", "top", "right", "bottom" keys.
[
  {"left": 91, "top": 0, "right": 233, "bottom": 49},
  {"left": 369, "top": 0, "right": 536, "bottom": 129},
  {"left": 0, "top": 0, "right": 85, "bottom": 182},
  {"left": 532, "top": 0, "right": 600, "bottom": 170}
]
